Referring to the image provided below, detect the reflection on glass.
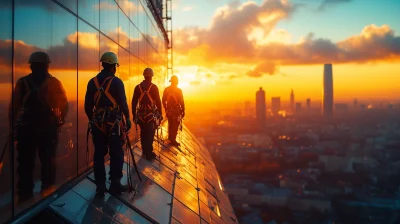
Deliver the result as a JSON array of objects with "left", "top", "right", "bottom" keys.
[
  {"left": 12, "top": 52, "right": 69, "bottom": 203},
  {"left": 77, "top": 20, "right": 100, "bottom": 173},
  {"left": 14, "top": 0, "right": 78, "bottom": 214},
  {"left": 78, "top": 0, "right": 100, "bottom": 28},
  {"left": 0, "top": 0, "right": 13, "bottom": 222},
  {"left": 99, "top": 0, "right": 118, "bottom": 41},
  {"left": 0, "top": 0, "right": 169, "bottom": 221}
]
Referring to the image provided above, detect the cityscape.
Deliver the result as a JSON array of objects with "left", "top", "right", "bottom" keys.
[{"left": 184, "top": 64, "right": 400, "bottom": 224}]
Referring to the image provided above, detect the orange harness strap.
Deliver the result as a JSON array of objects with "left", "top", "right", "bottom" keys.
[
  {"left": 93, "top": 76, "right": 116, "bottom": 108},
  {"left": 138, "top": 84, "right": 154, "bottom": 107}
]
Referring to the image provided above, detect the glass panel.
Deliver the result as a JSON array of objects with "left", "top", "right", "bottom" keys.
[
  {"left": 14, "top": 0, "right": 78, "bottom": 214},
  {"left": 175, "top": 177, "right": 198, "bottom": 200},
  {"left": 57, "top": 0, "right": 77, "bottom": 14},
  {"left": 115, "top": 204, "right": 152, "bottom": 224},
  {"left": 77, "top": 20, "right": 100, "bottom": 173},
  {"left": 78, "top": 0, "right": 100, "bottom": 29},
  {"left": 137, "top": 159, "right": 174, "bottom": 193},
  {"left": 0, "top": 0, "right": 13, "bottom": 222},
  {"left": 200, "top": 201, "right": 211, "bottom": 223},
  {"left": 174, "top": 185, "right": 199, "bottom": 215},
  {"left": 172, "top": 198, "right": 200, "bottom": 224},
  {"left": 120, "top": 172, "right": 171, "bottom": 224},
  {"left": 99, "top": 0, "right": 118, "bottom": 41},
  {"left": 119, "top": 7, "right": 130, "bottom": 50}
]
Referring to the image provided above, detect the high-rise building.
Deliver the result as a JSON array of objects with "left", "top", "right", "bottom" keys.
[
  {"left": 271, "top": 97, "right": 281, "bottom": 115},
  {"left": 256, "top": 87, "right": 266, "bottom": 125},
  {"left": 306, "top": 98, "right": 311, "bottom": 110},
  {"left": 0, "top": 1, "right": 237, "bottom": 223},
  {"left": 353, "top": 99, "right": 358, "bottom": 108},
  {"left": 296, "top": 102, "right": 302, "bottom": 112},
  {"left": 323, "top": 64, "right": 334, "bottom": 117},
  {"left": 290, "top": 89, "right": 295, "bottom": 112}
]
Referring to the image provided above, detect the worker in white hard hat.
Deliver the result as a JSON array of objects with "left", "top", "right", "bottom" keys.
[
  {"left": 162, "top": 75, "right": 185, "bottom": 146},
  {"left": 10, "top": 51, "right": 68, "bottom": 203},
  {"left": 131, "top": 68, "right": 162, "bottom": 161},
  {"left": 84, "top": 52, "right": 131, "bottom": 196}
]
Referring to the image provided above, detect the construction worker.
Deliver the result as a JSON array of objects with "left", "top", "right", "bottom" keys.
[
  {"left": 84, "top": 52, "right": 131, "bottom": 196},
  {"left": 132, "top": 68, "right": 162, "bottom": 161},
  {"left": 162, "top": 75, "right": 185, "bottom": 146},
  {"left": 10, "top": 52, "right": 68, "bottom": 203}
]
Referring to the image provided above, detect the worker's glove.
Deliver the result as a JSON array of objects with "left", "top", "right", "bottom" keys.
[{"left": 126, "top": 119, "right": 132, "bottom": 131}]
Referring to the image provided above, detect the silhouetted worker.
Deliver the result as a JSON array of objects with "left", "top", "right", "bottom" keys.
[
  {"left": 85, "top": 52, "right": 131, "bottom": 196},
  {"left": 162, "top": 75, "right": 185, "bottom": 146},
  {"left": 10, "top": 52, "right": 68, "bottom": 203},
  {"left": 132, "top": 68, "right": 162, "bottom": 161}
]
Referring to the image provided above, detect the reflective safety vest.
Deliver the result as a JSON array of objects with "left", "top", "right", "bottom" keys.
[
  {"left": 91, "top": 76, "right": 122, "bottom": 136},
  {"left": 136, "top": 84, "right": 158, "bottom": 124}
]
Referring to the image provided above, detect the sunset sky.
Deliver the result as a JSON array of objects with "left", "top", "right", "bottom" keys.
[
  {"left": 0, "top": 0, "right": 398, "bottom": 106},
  {"left": 172, "top": 0, "right": 400, "bottom": 104}
]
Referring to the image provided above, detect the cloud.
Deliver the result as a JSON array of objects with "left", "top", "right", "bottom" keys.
[
  {"left": 174, "top": 0, "right": 400, "bottom": 77},
  {"left": 318, "top": 0, "right": 352, "bottom": 11},
  {"left": 246, "top": 62, "right": 277, "bottom": 77},
  {"left": 182, "top": 6, "right": 193, "bottom": 12},
  {"left": 0, "top": 28, "right": 164, "bottom": 82}
]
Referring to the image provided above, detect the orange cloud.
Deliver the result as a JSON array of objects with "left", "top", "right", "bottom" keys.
[{"left": 174, "top": 0, "right": 400, "bottom": 78}]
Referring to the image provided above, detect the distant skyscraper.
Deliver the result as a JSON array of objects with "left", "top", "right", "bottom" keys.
[
  {"left": 271, "top": 97, "right": 281, "bottom": 115},
  {"left": 353, "top": 99, "right": 358, "bottom": 108},
  {"left": 256, "top": 87, "right": 266, "bottom": 125},
  {"left": 290, "top": 89, "right": 295, "bottom": 112},
  {"left": 296, "top": 102, "right": 302, "bottom": 112},
  {"left": 323, "top": 64, "right": 334, "bottom": 117},
  {"left": 306, "top": 98, "right": 311, "bottom": 110}
]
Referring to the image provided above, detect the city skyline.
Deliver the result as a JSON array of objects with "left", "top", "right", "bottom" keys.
[{"left": 171, "top": 0, "right": 400, "bottom": 103}]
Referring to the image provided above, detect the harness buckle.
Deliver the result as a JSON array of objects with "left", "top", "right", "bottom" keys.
[{"left": 99, "top": 87, "right": 105, "bottom": 93}]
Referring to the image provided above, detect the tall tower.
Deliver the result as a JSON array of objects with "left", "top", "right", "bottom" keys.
[
  {"left": 306, "top": 98, "right": 311, "bottom": 110},
  {"left": 323, "top": 64, "right": 334, "bottom": 117},
  {"left": 290, "top": 89, "right": 295, "bottom": 112},
  {"left": 256, "top": 87, "right": 266, "bottom": 126}
]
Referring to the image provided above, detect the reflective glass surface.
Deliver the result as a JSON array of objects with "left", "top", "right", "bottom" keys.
[
  {"left": 14, "top": 0, "right": 78, "bottom": 214},
  {"left": 0, "top": 1, "right": 237, "bottom": 222},
  {"left": 0, "top": 0, "right": 13, "bottom": 222}
]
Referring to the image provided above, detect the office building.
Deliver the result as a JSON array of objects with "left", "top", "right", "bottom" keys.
[
  {"left": 306, "top": 98, "right": 311, "bottom": 110},
  {"left": 271, "top": 97, "right": 281, "bottom": 115},
  {"left": 256, "top": 87, "right": 266, "bottom": 125},
  {"left": 323, "top": 64, "right": 334, "bottom": 117},
  {"left": 290, "top": 89, "right": 295, "bottom": 112},
  {"left": 296, "top": 102, "right": 302, "bottom": 112}
]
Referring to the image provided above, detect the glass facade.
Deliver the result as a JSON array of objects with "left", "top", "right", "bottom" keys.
[{"left": 0, "top": 0, "right": 167, "bottom": 222}]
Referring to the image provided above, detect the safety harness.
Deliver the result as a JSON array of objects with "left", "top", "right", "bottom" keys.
[
  {"left": 86, "top": 76, "right": 141, "bottom": 187},
  {"left": 165, "top": 89, "right": 183, "bottom": 119},
  {"left": 87, "top": 76, "right": 120, "bottom": 166},
  {"left": 136, "top": 84, "right": 160, "bottom": 126}
]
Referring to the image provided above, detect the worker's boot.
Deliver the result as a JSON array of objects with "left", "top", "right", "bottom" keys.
[
  {"left": 109, "top": 181, "right": 129, "bottom": 195},
  {"left": 95, "top": 184, "right": 107, "bottom": 197}
]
